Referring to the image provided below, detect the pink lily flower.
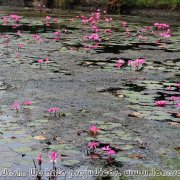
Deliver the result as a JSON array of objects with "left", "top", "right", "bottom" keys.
[
  {"left": 23, "top": 101, "right": 33, "bottom": 106},
  {"left": 104, "top": 29, "right": 112, "bottom": 33},
  {"left": 38, "top": 59, "right": 44, "bottom": 63},
  {"left": 155, "top": 100, "right": 167, "bottom": 107},
  {"left": 115, "top": 59, "right": 125, "bottom": 68},
  {"left": 89, "top": 125, "right": 100, "bottom": 136},
  {"left": 176, "top": 103, "right": 180, "bottom": 107},
  {"left": 170, "top": 96, "right": 179, "bottom": 101},
  {"left": 53, "top": 31, "right": 60, "bottom": 41},
  {"left": 17, "top": 31, "right": 22, "bottom": 36},
  {"left": 3, "top": 16, "right": 8, "bottom": 25},
  {"left": 12, "top": 102, "right": 20, "bottom": 113},
  {"left": 102, "top": 145, "right": 111, "bottom": 151},
  {"left": 87, "top": 142, "right": 99, "bottom": 149},
  {"left": 107, "top": 150, "right": 116, "bottom": 155},
  {"left": 176, "top": 84, "right": 180, "bottom": 88},
  {"left": 18, "top": 43, "right": 23, "bottom": 51},
  {"left": 46, "top": 16, "right": 51, "bottom": 21},
  {"left": 122, "top": 21, "right": 127, "bottom": 27},
  {"left": 48, "top": 107, "right": 60, "bottom": 114},
  {"left": 44, "top": 57, "right": 49, "bottom": 64},
  {"left": 49, "top": 151, "right": 58, "bottom": 162},
  {"left": 37, "top": 154, "right": 43, "bottom": 166}
]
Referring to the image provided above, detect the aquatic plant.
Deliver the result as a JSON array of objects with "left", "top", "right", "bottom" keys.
[
  {"left": 176, "top": 103, "right": 180, "bottom": 107},
  {"left": 12, "top": 102, "right": 20, "bottom": 113},
  {"left": 115, "top": 59, "right": 125, "bottom": 68},
  {"left": 49, "top": 151, "right": 58, "bottom": 163},
  {"left": 23, "top": 101, "right": 33, "bottom": 108},
  {"left": 54, "top": 31, "right": 61, "bottom": 42},
  {"left": 89, "top": 125, "right": 100, "bottom": 136},
  {"left": 17, "top": 31, "right": 22, "bottom": 37},
  {"left": 32, "top": 35, "right": 43, "bottom": 43},
  {"left": 18, "top": 43, "right": 23, "bottom": 51},
  {"left": 155, "top": 100, "right": 167, "bottom": 107},
  {"left": 3, "top": 16, "right": 8, "bottom": 26},
  {"left": 87, "top": 141, "right": 99, "bottom": 152},
  {"left": 107, "top": 149, "right": 116, "bottom": 155},
  {"left": 49, "top": 151, "right": 59, "bottom": 174},
  {"left": 37, "top": 154, "right": 43, "bottom": 168},
  {"left": 38, "top": 59, "right": 44, "bottom": 68},
  {"left": 48, "top": 107, "right": 60, "bottom": 117},
  {"left": 102, "top": 145, "right": 111, "bottom": 151},
  {"left": 176, "top": 83, "right": 180, "bottom": 89}
]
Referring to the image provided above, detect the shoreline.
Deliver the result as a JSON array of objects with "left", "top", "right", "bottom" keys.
[{"left": 0, "top": 4, "right": 179, "bottom": 19}]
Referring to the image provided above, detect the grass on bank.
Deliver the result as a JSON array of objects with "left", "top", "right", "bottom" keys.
[
  {"left": 124, "top": 0, "right": 180, "bottom": 9},
  {"left": 50, "top": 0, "right": 180, "bottom": 10}
]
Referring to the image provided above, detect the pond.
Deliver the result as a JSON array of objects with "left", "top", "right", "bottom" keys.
[{"left": 0, "top": 6, "right": 179, "bottom": 180}]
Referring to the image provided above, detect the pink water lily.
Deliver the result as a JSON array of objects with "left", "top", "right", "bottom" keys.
[
  {"left": 32, "top": 34, "right": 43, "bottom": 43},
  {"left": 17, "top": 31, "right": 22, "bottom": 36},
  {"left": 23, "top": 101, "right": 33, "bottom": 106},
  {"left": 154, "top": 23, "right": 169, "bottom": 29},
  {"left": 104, "top": 29, "right": 112, "bottom": 33},
  {"left": 85, "top": 33, "right": 101, "bottom": 42},
  {"left": 102, "top": 145, "right": 111, "bottom": 151},
  {"left": 48, "top": 107, "right": 60, "bottom": 113},
  {"left": 122, "top": 21, "right": 127, "bottom": 27},
  {"left": 176, "top": 84, "right": 180, "bottom": 88},
  {"left": 176, "top": 103, "right": 180, "bottom": 107},
  {"left": 54, "top": 31, "right": 60, "bottom": 42},
  {"left": 170, "top": 96, "right": 180, "bottom": 101},
  {"left": 46, "top": 16, "right": 51, "bottom": 21},
  {"left": 115, "top": 59, "right": 125, "bottom": 68},
  {"left": 107, "top": 149, "right": 116, "bottom": 155},
  {"left": 49, "top": 151, "right": 58, "bottom": 162},
  {"left": 37, "top": 154, "right": 43, "bottom": 166},
  {"left": 3, "top": 16, "right": 8, "bottom": 25},
  {"left": 18, "top": 43, "right": 23, "bottom": 51},
  {"left": 105, "top": 18, "right": 112, "bottom": 23},
  {"left": 87, "top": 142, "right": 99, "bottom": 149},
  {"left": 44, "top": 57, "right": 49, "bottom": 64},
  {"left": 12, "top": 102, "right": 20, "bottom": 113},
  {"left": 155, "top": 100, "right": 167, "bottom": 107},
  {"left": 38, "top": 59, "right": 44, "bottom": 63},
  {"left": 9, "top": 14, "right": 22, "bottom": 23},
  {"left": 89, "top": 125, "right": 100, "bottom": 136}
]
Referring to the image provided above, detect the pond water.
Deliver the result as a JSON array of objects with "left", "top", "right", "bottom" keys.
[{"left": 0, "top": 6, "right": 179, "bottom": 180}]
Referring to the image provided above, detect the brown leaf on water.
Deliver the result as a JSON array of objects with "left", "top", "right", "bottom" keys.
[
  {"left": 129, "top": 112, "right": 143, "bottom": 118},
  {"left": 33, "top": 135, "right": 46, "bottom": 140},
  {"left": 167, "top": 122, "right": 180, "bottom": 128},
  {"left": 174, "top": 147, "right": 180, "bottom": 152},
  {"left": 176, "top": 113, "right": 180, "bottom": 118},
  {"left": 11, "top": 136, "right": 17, "bottom": 139},
  {"left": 129, "top": 154, "right": 144, "bottom": 159}
]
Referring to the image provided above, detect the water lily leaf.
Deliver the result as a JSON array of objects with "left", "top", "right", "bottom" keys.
[
  {"left": 115, "top": 156, "right": 132, "bottom": 163},
  {"left": 129, "top": 154, "right": 144, "bottom": 159},
  {"left": 62, "top": 160, "right": 80, "bottom": 167}
]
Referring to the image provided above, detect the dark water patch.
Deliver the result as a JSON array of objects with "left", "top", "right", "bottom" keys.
[
  {"left": 96, "top": 44, "right": 136, "bottom": 54},
  {"left": 0, "top": 23, "right": 78, "bottom": 34},
  {"left": 0, "top": 24, "right": 52, "bottom": 33},
  {"left": 124, "top": 83, "right": 146, "bottom": 92},
  {"left": 97, "top": 87, "right": 122, "bottom": 93}
]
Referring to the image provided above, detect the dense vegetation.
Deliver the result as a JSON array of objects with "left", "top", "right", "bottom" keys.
[{"left": 52, "top": 0, "right": 180, "bottom": 10}]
